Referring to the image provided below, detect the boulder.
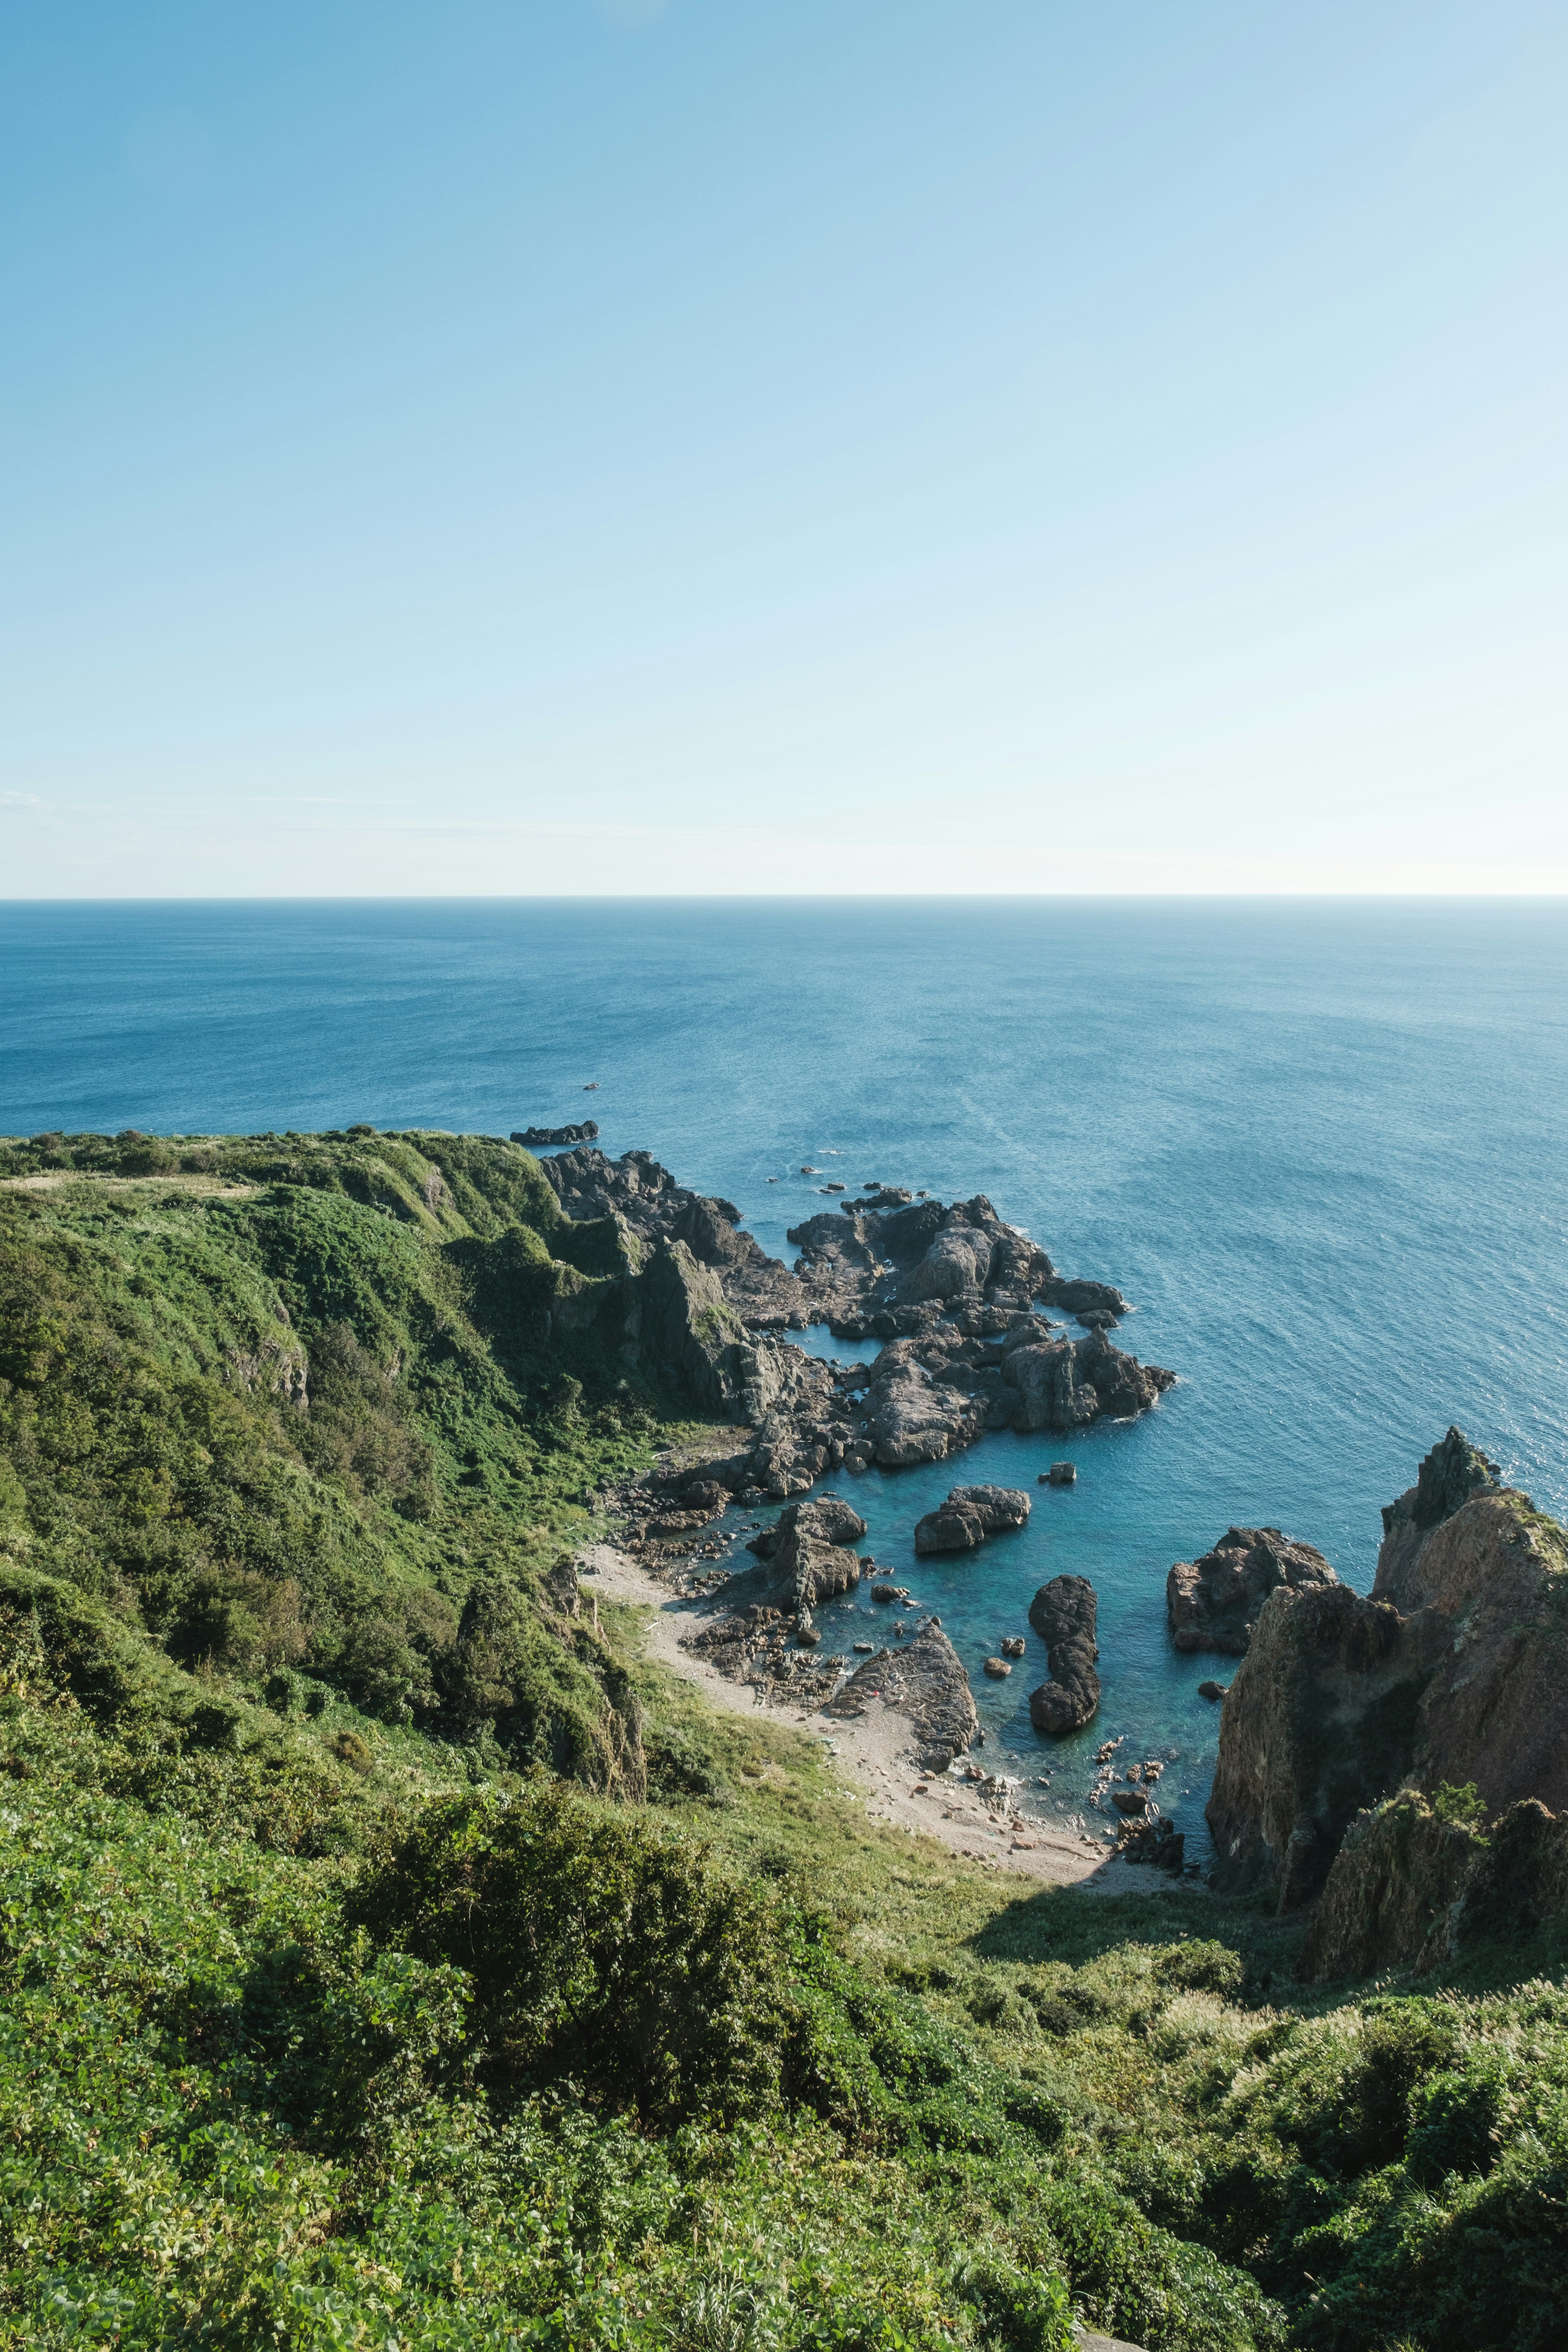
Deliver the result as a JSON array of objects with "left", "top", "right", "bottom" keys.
[
  {"left": 1046, "top": 1462, "right": 1076, "bottom": 1486},
  {"left": 1166, "top": 1526, "right": 1339, "bottom": 1655},
  {"left": 983, "top": 1657, "right": 1012, "bottom": 1678},
  {"left": 1197, "top": 1680, "right": 1228, "bottom": 1702},
  {"left": 1027, "top": 1575, "right": 1100, "bottom": 1736}
]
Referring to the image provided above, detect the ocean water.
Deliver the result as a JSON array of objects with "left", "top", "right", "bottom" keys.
[{"left": 3, "top": 898, "right": 1566, "bottom": 1852}]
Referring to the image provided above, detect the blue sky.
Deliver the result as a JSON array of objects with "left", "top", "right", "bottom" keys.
[{"left": 2, "top": 0, "right": 1565, "bottom": 894}]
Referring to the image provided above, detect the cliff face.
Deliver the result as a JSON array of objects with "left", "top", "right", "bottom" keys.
[
  {"left": 1207, "top": 1428, "right": 1568, "bottom": 1910},
  {"left": 1205, "top": 1583, "right": 1450, "bottom": 1906},
  {"left": 1303, "top": 1788, "right": 1568, "bottom": 1981}
]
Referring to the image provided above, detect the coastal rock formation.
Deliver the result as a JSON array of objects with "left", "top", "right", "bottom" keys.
[
  {"left": 913, "top": 1484, "right": 1031, "bottom": 1556},
  {"left": 512, "top": 1122, "right": 599, "bottom": 1147},
  {"left": 590, "top": 1150, "right": 1173, "bottom": 1513},
  {"left": 1166, "top": 1526, "right": 1339, "bottom": 1655},
  {"left": 828, "top": 1621, "right": 980, "bottom": 1773},
  {"left": 852, "top": 1342, "right": 991, "bottom": 1467},
  {"left": 1302, "top": 1788, "right": 1568, "bottom": 1982},
  {"left": 1206, "top": 1428, "right": 1568, "bottom": 1909},
  {"left": 1027, "top": 1576, "right": 1100, "bottom": 1735}
]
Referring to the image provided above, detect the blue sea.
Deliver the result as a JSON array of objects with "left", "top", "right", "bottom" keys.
[{"left": 3, "top": 899, "right": 1566, "bottom": 1851}]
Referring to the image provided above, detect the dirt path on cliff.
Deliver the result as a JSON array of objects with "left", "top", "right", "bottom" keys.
[{"left": 579, "top": 1542, "right": 1185, "bottom": 1895}]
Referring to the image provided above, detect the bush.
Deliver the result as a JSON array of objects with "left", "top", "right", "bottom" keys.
[{"left": 351, "top": 1783, "right": 796, "bottom": 2125}]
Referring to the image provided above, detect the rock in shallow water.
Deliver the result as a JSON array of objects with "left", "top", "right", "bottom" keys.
[
  {"left": 912, "top": 1483, "right": 1031, "bottom": 1555},
  {"left": 1027, "top": 1575, "right": 1100, "bottom": 1735}
]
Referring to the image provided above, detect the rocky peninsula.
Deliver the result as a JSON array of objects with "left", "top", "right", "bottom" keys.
[{"left": 555, "top": 1145, "right": 1174, "bottom": 1517}]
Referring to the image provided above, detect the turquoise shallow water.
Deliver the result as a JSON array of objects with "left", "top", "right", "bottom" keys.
[{"left": 3, "top": 898, "right": 1566, "bottom": 1850}]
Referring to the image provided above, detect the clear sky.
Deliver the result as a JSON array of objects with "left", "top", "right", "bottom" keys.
[{"left": 2, "top": 0, "right": 1565, "bottom": 895}]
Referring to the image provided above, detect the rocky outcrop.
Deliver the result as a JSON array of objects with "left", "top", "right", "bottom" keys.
[
  {"left": 543, "top": 1147, "right": 807, "bottom": 1327},
  {"left": 512, "top": 1122, "right": 599, "bottom": 1147},
  {"left": 1166, "top": 1526, "right": 1339, "bottom": 1655},
  {"left": 1027, "top": 1576, "right": 1100, "bottom": 1735},
  {"left": 746, "top": 1496, "right": 868, "bottom": 1610},
  {"left": 1301, "top": 1788, "right": 1568, "bottom": 1982},
  {"left": 590, "top": 1147, "right": 1174, "bottom": 1517},
  {"left": 786, "top": 1190, "right": 1147, "bottom": 1359},
  {"left": 828, "top": 1621, "right": 980, "bottom": 1772},
  {"left": 913, "top": 1485, "right": 1031, "bottom": 1556},
  {"left": 1206, "top": 1428, "right": 1568, "bottom": 1910},
  {"left": 852, "top": 1343, "right": 991, "bottom": 1468}
]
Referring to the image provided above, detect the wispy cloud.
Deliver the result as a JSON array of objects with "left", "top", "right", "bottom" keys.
[{"left": 0, "top": 792, "right": 41, "bottom": 811}]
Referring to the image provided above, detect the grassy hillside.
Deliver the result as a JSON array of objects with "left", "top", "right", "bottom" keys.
[{"left": 0, "top": 1131, "right": 1562, "bottom": 2351}]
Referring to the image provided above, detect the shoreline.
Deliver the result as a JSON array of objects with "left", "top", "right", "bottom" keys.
[{"left": 580, "top": 1541, "right": 1189, "bottom": 1895}]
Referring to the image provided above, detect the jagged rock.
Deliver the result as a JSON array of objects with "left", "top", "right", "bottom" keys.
[
  {"left": 1027, "top": 1575, "right": 1100, "bottom": 1735},
  {"left": 856, "top": 1344, "right": 990, "bottom": 1467},
  {"left": 512, "top": 1122, "right": 599, "bottom": 1147},
  {"left": 828, "top": 1622, "right": 979, "bottom": 1771},
  {"left": 543, "top": 1146, "right": 807, "bottom": 1327},
  {"left": 1301, "top": 1788, "right": 1568, "bottom": 1982},
  {"left": 913, "top": 1483, "right": 1030, "bottom": 1555},
  {"left": 748, "top": 1496, "right": 867, "bottom": 1560},
  {"left": 1003, "top": 1325, "right": 1174, "bottom": 1434},
  {"left": 1045, "top": 1462, "right": 1076, "bottom": 1486},
  {"left": 1166, "top": 1526, "right": 1339, "bottom": 1655},
  {"left": 1376, "top": 1425, "right": 1502, "bottom": 1601}
]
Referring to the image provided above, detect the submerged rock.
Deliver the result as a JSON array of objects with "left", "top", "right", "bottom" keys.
[
  {"left": 1166, "top": 1525, "right": 1338, "bottom": 1655},
  {"left": 1027, "top": 1575, "right": 1100, "bottom": 1736}
]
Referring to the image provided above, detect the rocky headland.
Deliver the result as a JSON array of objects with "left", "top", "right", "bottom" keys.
[
  {"left": 560, "top": 1148, "right": 1173, "bottom": 1520},
  {"left": 1206, "top": 1427, "right": 1568, "bottom": 1964}
]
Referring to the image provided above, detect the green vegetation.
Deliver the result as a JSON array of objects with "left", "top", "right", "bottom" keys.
[{"left": 0, "top": 1130, "right": 1562, "bottom": 2349}]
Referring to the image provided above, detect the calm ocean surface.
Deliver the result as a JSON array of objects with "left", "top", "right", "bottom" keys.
[{"left": 3, "top": 899, "right": 1566, "bottom": 1851}]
